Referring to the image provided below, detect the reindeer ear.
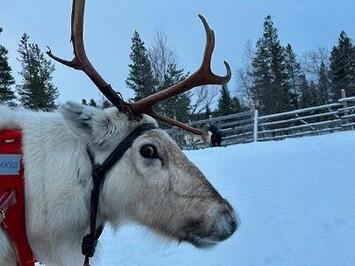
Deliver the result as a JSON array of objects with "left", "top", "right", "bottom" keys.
[{"left": 61, "top": 101, "right": 100, "bottom": 140}]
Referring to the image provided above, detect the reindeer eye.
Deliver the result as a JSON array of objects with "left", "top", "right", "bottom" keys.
[{"left": 140, "top": 144, "right": 158, "bottom": 159}]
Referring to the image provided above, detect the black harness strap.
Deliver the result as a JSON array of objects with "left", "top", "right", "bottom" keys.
[{"left": 82, "top": 123, "right": 157, "bottom": 266}]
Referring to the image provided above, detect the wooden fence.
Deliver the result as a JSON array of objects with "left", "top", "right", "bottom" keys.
[{"left": 167, "top": 90, "right": 355, "bottom": 149}]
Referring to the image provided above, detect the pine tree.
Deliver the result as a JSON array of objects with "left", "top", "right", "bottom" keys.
[
  {"left": 251, "top": 16, "right": 293, "bottom": 114},
  {"left": 218, "top": 84, "right": 234, "bottom": 115},
  {"left": 317, "top": 61, "right": 332, "bottom": 104},
  {"left": 0, "top": 27, "right": 16, "bottom": 105},
  {"left": 16, "top": 33, "right": 58, "bottom": 111},
  {"left": 330, "top": 31, "right": 355, "bottom": 99},
  {"left": 159, "top": 63, "right": 190, "bottom": 122},
  {"left": 126, "top": 31, "right": 157, "bottom": 101}
]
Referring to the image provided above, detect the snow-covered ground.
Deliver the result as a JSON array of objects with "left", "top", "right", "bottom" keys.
[{"left": 98, "top": 131, "right": 355, "bottom": 266}]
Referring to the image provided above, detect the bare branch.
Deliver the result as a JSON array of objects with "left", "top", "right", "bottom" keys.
[
  {"left": 301, "top": 47, "right": 330, "bottom": 81},
  {"left": 149, "top": 30, "right": 177, "bottom": 89},
  {"left": 235, "top": 40, "right": 254, "bottom": 105},
  {"left": 190, "top": 85, "right": 218, "bottom": 115}
]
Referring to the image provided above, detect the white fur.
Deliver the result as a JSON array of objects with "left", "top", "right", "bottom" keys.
[
  {"left": 0, "top": 104, "right": 154, "bottom": 265},
  {"left": 184, "top": 131, "right": 212, "bottom": 147},
  {"left": 0, "top": 103, "right": 237, "bottom": 265}
]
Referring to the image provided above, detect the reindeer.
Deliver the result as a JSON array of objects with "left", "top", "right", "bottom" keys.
[
  {"left": 183, "top": 131, "right": 212, "bottom": 149},
  {"left": 0, "top": 1, "right": 239, "bottom": 265}
]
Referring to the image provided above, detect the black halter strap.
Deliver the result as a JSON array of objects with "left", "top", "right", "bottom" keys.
[{"left": 82, "top": 123, "right": 157, "bottom": 266}]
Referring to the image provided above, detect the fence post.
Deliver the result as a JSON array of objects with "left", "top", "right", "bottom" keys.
[
  {"left": 253, "top": 109, "right": 259, "bottom": 142},
  {"left": 341, "top": 89, "right": 348, "bottom": 115},
  {"left": 340, "top": 89, "right": 354, "bottom": 130}
]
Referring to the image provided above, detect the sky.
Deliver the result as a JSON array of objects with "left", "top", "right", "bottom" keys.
[{"left": 0, "top": 0, "right": 354, "bottom": 104}]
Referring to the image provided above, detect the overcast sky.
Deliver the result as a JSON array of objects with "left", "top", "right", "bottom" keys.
[{"left": 0, "top": 0, "right": 354, "bottom": 104}]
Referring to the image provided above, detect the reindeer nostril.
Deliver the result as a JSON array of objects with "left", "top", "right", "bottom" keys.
[
  {"left": 220, "top": 209, "right": 230, "bottom": 216},
  {"left": 230, "top": 218, "right": 238, "bottom": 233},
  {"left": 185, "top": 219, "right": 203, "bottom": 234},
  {"left": 218, "top": 207, "right": 239, "bottom": 234}
]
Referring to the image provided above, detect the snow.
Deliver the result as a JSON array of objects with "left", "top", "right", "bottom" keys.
[{"left": 97, "top": 131, "right": 355, "bottom": 266}]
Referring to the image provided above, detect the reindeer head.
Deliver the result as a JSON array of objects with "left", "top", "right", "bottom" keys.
[
  {"left": 50, "top": 0, "right": 238, "bottom": 248},
  {"left": 61, "top": 102, "right": 238, "bottom": 247}
]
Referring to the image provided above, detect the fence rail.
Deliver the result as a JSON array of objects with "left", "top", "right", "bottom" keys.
[{"left": 167, "top": 89, "right": 355, "bottom": 149}]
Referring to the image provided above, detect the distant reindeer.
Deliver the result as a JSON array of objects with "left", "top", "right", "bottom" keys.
[
  {"left": 0, "top": 1, "right": 238, "bottom": 265},
  {"left": 184, "top": 131, "right": 212, "bottom": 149}
]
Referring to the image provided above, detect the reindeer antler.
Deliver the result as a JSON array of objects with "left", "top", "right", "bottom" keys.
[
  {"left": 47, "top": 0, "right": 231, "bottom": 136},
  {"left": 47, "top": 0, "right": 128, "bottom": 112}
]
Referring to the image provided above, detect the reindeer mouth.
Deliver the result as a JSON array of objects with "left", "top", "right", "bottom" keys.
[
  {"left": 182, "top": 229, "right": 235, "bottom": 248},
  {"left": 181, "top": 211, "right": 239, "bottom": 248},
  {"left": 183, "top": 233, "right": 219, "bottom": 248},
  {"left": 181, "top": 220, "right": 220, "bottom": 248}
]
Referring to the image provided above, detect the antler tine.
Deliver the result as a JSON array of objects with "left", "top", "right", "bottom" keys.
[
  {"left": 130, "top": 14, "right": 231, "bottom": 114},
  {"left": 46, "top": 0, "right": 126, "bottom": 110},
  {"left": 147, "top": 110, "right": 205, "bottom": 136},
  {"left": 199, "top": 14, "right": 231, "bottom": 81}
]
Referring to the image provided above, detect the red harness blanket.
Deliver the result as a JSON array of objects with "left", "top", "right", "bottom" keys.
[{"left": 0, "top": 130, "right": 35, "bottom": 266}]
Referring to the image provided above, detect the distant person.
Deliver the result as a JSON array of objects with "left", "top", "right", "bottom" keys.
[{"left": 209, "top": 123, "right": 222, "bottom": 147}]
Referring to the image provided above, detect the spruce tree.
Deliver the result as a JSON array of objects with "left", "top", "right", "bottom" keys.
[
  {"left": 17, "top": 33, "right": 58, "bottom": 111},
  {"left": 205, "top": 104, "right": 212, "bottom": 118},
  {"left": 284, "top": 44, "right": 303, "bottom": 109},
  {"left": 330, "top": 31, "right": 355, "bottom": 99},
  {"left": 299, "top": 76, "right": 319, "bottom": 108},
  {"left": 218, "top": 84, "right": 234, "bottom": 115},
  {"left": 251, "top": 39, "right": 272, "bottom": 113},
  {"left": 251, "top": 16, "right": 292, "bottom": 114},
  {"left": 317, "top": 61, "right": 332, "bottom": 104},
  {"left": 81, "top": 98, "right": 97, "bottom": 107},
  {"left": 232, "top": 96, "right": 242, "bottom": 113},
  {"left": 126, "top": 31, "right": 157, "bottom": 101},
  {"left": 0, "top": 27, "right": 16, "bottom": 105},
  {"left": 89, "top": 99, "right": 97, "bottom": 107},
  {"left": 159, "top": 63, "right": 190, "bottom": 122}
]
